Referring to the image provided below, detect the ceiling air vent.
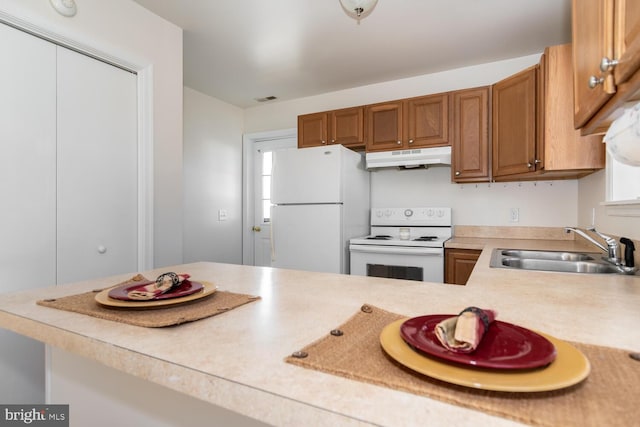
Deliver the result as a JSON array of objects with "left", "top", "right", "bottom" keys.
[{"left": 255, "top": 96, "right": 277, "bottom": 102}]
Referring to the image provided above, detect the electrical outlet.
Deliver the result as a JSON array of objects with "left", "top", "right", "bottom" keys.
[{"left": 509, "top": 208, "right": 519, "bottom": 223}]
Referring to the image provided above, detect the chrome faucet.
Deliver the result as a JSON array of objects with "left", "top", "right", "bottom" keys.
[{"left": 564, "top": 226, "right": 620, "bottom": 265}]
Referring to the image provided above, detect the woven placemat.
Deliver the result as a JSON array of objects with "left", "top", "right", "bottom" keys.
[
  {"left": 285, "top": 304, "right": 639, "bottom": 427},
  {"left": 37, "top": 276, "right": 260, "bottom": 328}
]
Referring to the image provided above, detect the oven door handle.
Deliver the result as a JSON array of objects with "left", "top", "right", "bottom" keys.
[{"left": 349, "top": 245, "right": 443, "bottom": 256}]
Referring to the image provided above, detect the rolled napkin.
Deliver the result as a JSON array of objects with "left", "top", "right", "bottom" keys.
[
  {"left": 434, "top": 307, "right": 497, "bottom": 353},
  {"left": 127, "top": 272, "right": 190, "bottom": 300}
]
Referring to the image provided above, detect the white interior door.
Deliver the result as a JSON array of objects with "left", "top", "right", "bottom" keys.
[
  {"left": 56, "top": 46, "right": 138, "bottom": 284},
  {"left": 251, "top": 138, "right": 296, "bottom": 266},
  {"left": 0, "top": 21, "right": 56, "bottom": 404}
]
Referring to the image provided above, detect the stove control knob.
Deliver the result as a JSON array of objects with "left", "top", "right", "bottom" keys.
[
  {"left": 427, "top": 209, "right": 434, "bottom": 217},
  {"left": 437, "top": 209, "right": 444, "bottom": 217},
  {"left": 404, "top": 209, "right": 413, "bottom": 217},
  {"left": 375, "top": 210, "right": 383, "bottom": 218},
  {"left": 385, "top": 209, "right": 392, "bottom": 217}
]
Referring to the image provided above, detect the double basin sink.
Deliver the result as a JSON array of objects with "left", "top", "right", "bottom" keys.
[{"left": 490, "top": 249, "right": 623, "bottom": 274}]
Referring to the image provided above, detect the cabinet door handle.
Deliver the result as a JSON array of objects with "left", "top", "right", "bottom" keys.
[
  {"left": 600, "top": 57, "right": 619, "bottom": 72},
  {"left": 527, "top": 162, "right": 533, "bottom": 168},
  {"left": 589, "top": 75, "right": 604, "bottom": 88},
  {"left": 396, "top": 141, "right": 402, "bottom": 145},
  {"left": 455, "top": 171, "right": 461, "bottom": 176},
  {"left": 408, "top": 139, "right": 414, "bottom": 144},
  {"left": 321, "top": 140, "right": 326, "bottom": 144}
]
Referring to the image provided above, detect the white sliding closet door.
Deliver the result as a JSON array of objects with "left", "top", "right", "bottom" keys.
[
  {"left": 56, "top": 47, "right": 138, "bottom": 285},
  {"left": 0, "top": 23, "right": 55, "bottom": 403}
]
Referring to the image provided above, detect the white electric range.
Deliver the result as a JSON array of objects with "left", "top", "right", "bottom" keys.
[{"left": 349, "top": 207, "right": 452, "bottom": 282}]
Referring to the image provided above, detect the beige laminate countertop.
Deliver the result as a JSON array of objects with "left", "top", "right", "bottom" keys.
[{"left": 0, "top": 239, "right": 639, "bottom": 426}]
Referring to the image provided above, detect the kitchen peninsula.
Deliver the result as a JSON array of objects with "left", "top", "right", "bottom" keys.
[{"left": 0, "top": 236, "right": 638, "bottom": 427}]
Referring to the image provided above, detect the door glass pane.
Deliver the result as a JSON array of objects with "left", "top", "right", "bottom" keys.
[{"left": 261, "top": 151, "right": 273, "bottom": 223}]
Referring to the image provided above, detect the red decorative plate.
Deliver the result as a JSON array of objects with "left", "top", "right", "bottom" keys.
[
  {"left": 108, "top": 280, "right": 204, "bottom": 301},
  {"left": 400, "top": 315, "right": 557, "bottom": 370}
]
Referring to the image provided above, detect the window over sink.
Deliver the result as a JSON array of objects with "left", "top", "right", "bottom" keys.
[{"left": 605, "top": 153, "right": 640, "bottom": 216}]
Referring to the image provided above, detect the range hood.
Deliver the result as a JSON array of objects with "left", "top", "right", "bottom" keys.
[{"left": 365, "top": 146, "right": 452, "bottom": 169}]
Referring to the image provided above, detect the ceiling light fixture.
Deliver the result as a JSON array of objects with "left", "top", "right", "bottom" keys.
[{"left": 339, "top": 0, "right": 378, "bottom": 23}]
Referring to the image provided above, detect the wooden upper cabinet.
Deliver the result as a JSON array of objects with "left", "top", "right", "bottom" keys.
[
  {"left": 404, "top": 93, "right": 451, "bottom": 148},
  {"left": 365, "top": 101, "right": 403, "bottom": 151},
  {"left": 365, "top": 93, "right": 451, "bottom": 152},
  {"left": 451, "top": 87, "right": 490, "bottom": 183},
  {"left": 542, "top": 44, "right": 605, "bottom": 172},
  {"left": 573, "top": 0, "right": 640, "bottom": 134},
  {"left": 298, "top": 107, "right": 364, "bottom": 149},
  {"left": 298, "top": 112, "right": 328, "bottom": 148},
  {"left": 572, "top": 0, "right": 616, "bottom": 129},
  {"left": 492, "top": 44, "right": 604, "bottom": 181},
  {"left": 492, "top": 66, "right": 538, "bottom": 178},
  {"left": 613, "top": 0, "right": 640, "bottom": 84},
  {"left": 329, "top": 107, "right": 364, "bottom": 148}
]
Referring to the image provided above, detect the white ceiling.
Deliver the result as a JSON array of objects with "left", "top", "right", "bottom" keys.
[{"left": 132, "top": 0, "right": 572, "bottom": 108}]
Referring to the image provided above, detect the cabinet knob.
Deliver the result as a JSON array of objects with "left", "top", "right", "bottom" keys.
[
  {"left": 396, "top": 141, "right": 402, "bottom": 145},
  {"left": 588, "top": 75, "right": 604, "bottom": 89},
  {"left": 321, "top": 140, "right": 326, "bottom": 144},
  {"left": 97, "top": 245, "right": 107, "bottom": 254},
  {"left": 331, "top": 139, "right": 335, "bottom": 143},
  {"left": 534, "top": 159, "right": 542, "bottom": 164},
  {"left": 599, "top": 57, "right": 619, "bottom": 72},
  {"left": 455, "top": 171, "right": 461, "bottom": 176},
  {"left": 408, "top": 139, "right": 414, "bottom": 144},
  {"left": 527, "top": 162, "right": 533, "bottom": 168}
]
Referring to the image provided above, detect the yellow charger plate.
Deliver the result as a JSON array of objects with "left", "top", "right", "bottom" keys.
[
  {"left": 380, "top": 319, "right": 590, "bottom": 392},
  {"left": 95, "top": 281, "right": 217, "bottom": 309}
]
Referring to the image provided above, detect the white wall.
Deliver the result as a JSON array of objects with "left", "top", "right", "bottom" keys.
[
  {"left": 242, "top": 52, "right": 579, "bottom": 228},
  {"left": 578, "top": 170, "right": 640, "bottom": 239},
  {"left": 0, "top": 0, "right": 184, "bottom": 268},
  {"left": 244, "top": 54, "right": 542, "bottom": 133},
  {"left": 183, "top": 87, "right": 244, "bottom": 264},
  {"left": 371, "top": 167, "right": 578, "bottom": 226}
]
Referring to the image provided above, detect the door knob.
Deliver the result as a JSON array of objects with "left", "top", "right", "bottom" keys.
[
  {"left": 252, "top": 226, "right": 261, "bottom": 232},
  {"left": 97, "top": 245, "right": 107, "bottom": 254}
]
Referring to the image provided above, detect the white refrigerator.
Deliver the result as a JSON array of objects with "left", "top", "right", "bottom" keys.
[{"left": 271, "top": 145, "right": 370, "bottom": 274}]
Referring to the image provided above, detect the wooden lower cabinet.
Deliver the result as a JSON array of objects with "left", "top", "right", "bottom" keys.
[{"left": 444, "top": 248, "right": 482, "bottom": 285}]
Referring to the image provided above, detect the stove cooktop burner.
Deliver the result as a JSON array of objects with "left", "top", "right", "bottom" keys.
[
  {"left": 413, "top": 236, "right": 438, "bottom": 241},
  {"left": 367, "top": 235, "right": 392, "bottom": 240}
]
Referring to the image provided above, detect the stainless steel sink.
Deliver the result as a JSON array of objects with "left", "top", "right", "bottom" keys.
[
  {"left": 499, "top": 249, "right": 595, "bottom": 262},
  {"left": 498, "top": 257, "right": 621, "bottom": 274},
  {"left": 490, "top": 248, "right": 622, "bottom": 274}
]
